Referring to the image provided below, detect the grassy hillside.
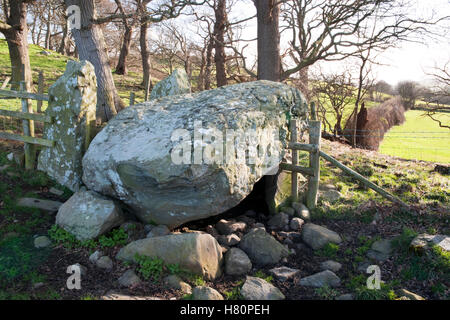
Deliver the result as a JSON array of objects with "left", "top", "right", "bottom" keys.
[{"left": 0, "top": 39, "right": 150, "bottom": 112}]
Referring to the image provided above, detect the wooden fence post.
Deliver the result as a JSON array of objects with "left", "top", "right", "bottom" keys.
[
  {"left": 290, "top": 119, "right": 298, "bottom": 202},
  {"left": 129, "top": 92, "right": 135, "bottom": 106},
  {"left": 37, "top": 71, "right": 44, "bottom": 113},
  {"left": 306, "top": 120, "right": 321, "bottom": 209},
  {"left": 20, "top": 81, "right": 36, "bottom": 169}
]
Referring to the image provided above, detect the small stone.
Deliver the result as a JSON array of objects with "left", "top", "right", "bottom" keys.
[
  {"left": 218, "top": 234, "right": 241, "bottom": 246},
  {"left": 205, "top": 225, "right": 219, "bottom": 238},
  {"left": 95, "top": 256, "right": 113, "bottom": 270},
  {"left": 320, "top": 190, "right": 342, "bottom": 203},
  {"left": 336, "top": 293, "right": 354, "bottom": 300},
  {"left": 33, "top": 282, "right": 45, "bottom": 289},
  {"left": 267, "top": 212, "right": 289, "bottom": 229},
  {"left": 216, "top": 219, "right": 246, "bottom": 235},
  {"left": 301, "top": 223, "right": 342, "bottom": 250},
  {"left": 320, "top": 260, "right": 342, "bottom": 273},
  {"left": 89, "top": 250, "right": 103, "bottom": 264},
  {"left": 240, "top": 276, "right": 285, "bottom": 300},
  {"left": 367, "top": 239, "right": 393, "bottom": 262},
  {"left": 192, "top": 286, "right": 224, "bottom": 300},
  {"left": 118, "top": 270, "right": 141, "bottom": 287},
  {"left": 225, "top": 248, "right": 252, "bottom": 276},
  {"left": 299, "top": 270, "right": 341, "bottom": 288},
  {"left": 280, "top": 207, "right": 295, "bottom": 216},
  {"left": 143, "top": 224, "right": 154, "bottom": 233},
  {"left": 291, "top": 202, "right": 310, "bottom": 220},
  {"left": 18, "top": 198, "right": 63, "bottom": 212},
  {"left": 397, "top": 289, "right": 425, "bottom": 300},
  {"left": 163, "top": 275, "right": 192, "bottom": 294},
  {"left": 269, "top": 266, "right": 300, "bottom": 281},
  {"left": 290, "top": 217, "right": 304, "bottom": 231},
  {"left": 239, "top": 228, "right": 289, "bottom": 266},
  {"left": 49, "top": 187, "right": 64, "bottom": 196},
  {"left": 146, "top": 225, "right": 170, "bottom": 238},
  {"left": 34, "top": 236, "right": 51, "bottom": 248},
  {"left": 357, "top": 261, "right": 371, "bottom": 273},
  {"left": 410, "top": 234, "right": 450, "bottom": 253}
]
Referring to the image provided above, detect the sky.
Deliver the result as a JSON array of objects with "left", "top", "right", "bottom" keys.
[{"left": 225, "top": 0, "right": 450, "bottom": 87}]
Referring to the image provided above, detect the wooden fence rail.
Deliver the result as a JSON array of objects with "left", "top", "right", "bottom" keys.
[{"left": 0, "top": 75, "right": 53, "bottom": 169}]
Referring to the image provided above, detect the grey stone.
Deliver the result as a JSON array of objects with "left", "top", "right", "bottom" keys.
[
  {"left": 269, "top": 266, "right": 300, "bottom": 281},
  {"left": 291, "top": 202, "right": 310, "bottom": 220},
  {"left": 17, "top": 198, "right": 62, "bottom": 212},
  {"left": 320, "top": 260, "right": 342, "bottom": 273},
  {"left": 89, "top": 250, "right": 103, "bottom": 264},
  {"left": 192, "top": 286, "right": 223, "bottom": 300},
  {"left": 101, "top": 292, "right": 162, "bottom": 300},
  {"left": 410, "top": 234, "right": 450, "bottom": 253},
  {"left": 34, "top": 236, "right": 51, "bottom": 248},
  {"left": 96, "top": 256, "right": 113, "bottom": 270},
  {"left": 267, "top": 212, "right": 289, "bottom": 229},
  {"left": 56, "top": 190, "right": 125, "bottom": 241},
  {"left": 290, "top": 217, "right": 304, "bottom": 231},
  {"left": 216, "top": 220, "right": 246, "bottom": 235},
  {"left": 224, "top": 248, "right": 252, "bottom": 276},
  {"left": 281, "top": 207, "right": 295, "bottom": 216},
  {"left": 239, "top": 228, "right": 289, "bottom": 266},
  {"left": 299, "top": 270, "right": 341, "bottom": 288},
  {"left": 205, "top": 225, "right": 219, "bottom": 238},
  {"left": 336, "top": 293, "right": 354, "bottom": 300},
  {"left": 367, "top": 239, "right": 393, "bottom": 262},
  {"left": 38, "top": 60, "right": 97, "bottom": 191},
  {"left": 301, "top": 223, "right": 342, "bottom": 250},
  {"left": 150, "top": 68, "right": 191, "bottom": 100},
  {"left": 320, "top": 190, "right": 342, "bottom": 203},
  {"left": 240, "top": 276, "right": 285, "bottom": 300},
  {"left": 163, "top": 275, "right": 192, "bottom": 294},
  {"left": 49, "top": 187, "right": 64, "bottom": 196},
  {"left": 82, "top": 81, "right": 308, "bottom": 228},
  {"left": 218, "top": 234, "right": 240, "bottom": 246},
  {"left": 146, "top": 225, "right": 170, "bottom": 238},
  {"left": 118, "top": 270, "right": 141, "bottom": 287},
  {"left": 357, "top": 261, "right": 371, "bottom": 273},
  {"left": 116, "top": 233, "right": 223, "bottom": 280},
  {"left": 6, "top": 153, "right": 13, "bottom": 161}
]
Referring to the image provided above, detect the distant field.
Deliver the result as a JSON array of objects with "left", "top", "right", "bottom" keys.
[{"left": 379, "top": 110, "right": 450, "bottom": 163}]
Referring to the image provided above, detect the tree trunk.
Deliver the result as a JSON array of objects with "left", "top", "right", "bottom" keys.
[
  {"left": 140, "top": 19, "right": 152, "bottom": 100},
  {"left": 213, "top": 0, "right": 227, "bottom": 87},
  {"left": 57, "top": 22, "right": 70, "bottom": 55},
  {"left": 0, "top": 0, "right": 32, "bottom": 91},
  {"left": 204, "top": 38, "right": 214, "bottom": 90},
  {"left": 115, "top": 25, "right": 133, "bottom": 75},
  {"left": 64, "top": 0, "right": 124, "bottom": 123},
  {"left": 299, "top": 66, "right": 310, "bottom": 98},
  {"left": 253, "top": 0, "right": 281, "bottom": 81}
]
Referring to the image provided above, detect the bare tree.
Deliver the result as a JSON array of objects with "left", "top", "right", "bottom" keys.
[
  {"left": 313, "top": 70, "right": 355, "bottom": 136},
  {"left": 114, "top": 0, "right": 135, "bottom": 75},
  {"left": 280, "top": 0, "right": 446, "bottom": 96},
  {"left": 396, "top": 81, "right": 420, "bottom": 110},
  {"left": 423, "top": 62, "right": 450, "bottom": 129}
]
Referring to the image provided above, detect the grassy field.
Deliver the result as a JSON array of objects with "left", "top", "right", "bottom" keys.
[{"left": 379, "top": 110, "right": 450, "bottom": 163}]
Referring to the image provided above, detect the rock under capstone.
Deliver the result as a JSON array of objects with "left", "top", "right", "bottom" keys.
[{"left": 82, "top": 80, "right": 308, "bottom": 227}]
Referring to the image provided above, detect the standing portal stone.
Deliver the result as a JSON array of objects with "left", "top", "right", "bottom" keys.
[
  {"left": 150, "top": 68, "right": 191, "bottom": 100},
  {"left": 38, "top": 60, "right": 97, "bottom": 191}
]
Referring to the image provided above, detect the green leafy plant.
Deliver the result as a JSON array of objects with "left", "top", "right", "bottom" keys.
[
  {"left": 316, "top": 243, "right": 340, "bottom": 258},
  {"left": 253, "top": 270, "right": 273, "bottom": 283},
  {"left": 315, "top": 285, "right": 339, "bottom": 300},
  {"left": 134, "top": 254, "right": 164, "bottom": 281}
]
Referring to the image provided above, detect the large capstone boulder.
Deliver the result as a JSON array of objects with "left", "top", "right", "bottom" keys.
[
  {"left": 56, "top": 190, "right": 125, "bottom": 241},
  {"left": 38, "top": 60, "right": 97, "bottom": 191},
  {"left": 82, "top": 81, "right": 308, "bottom": 227},
  {"left": 150, "top": 68, "right": 191, "bottom": 100},
  {"left": 116, "top": 233, "right": 223, "bottom": 280}
]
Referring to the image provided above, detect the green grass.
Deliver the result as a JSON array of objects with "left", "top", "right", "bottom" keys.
[{"left": 379, "top": 110, "right": 450, "bottom": 163}]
